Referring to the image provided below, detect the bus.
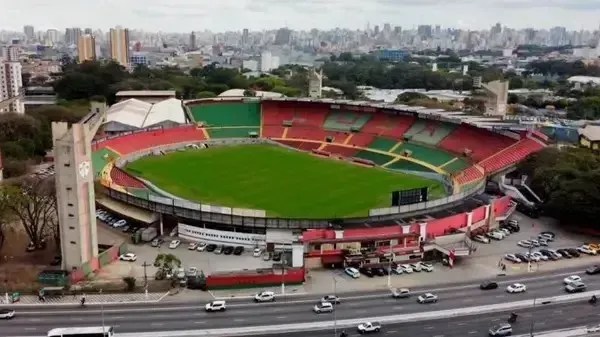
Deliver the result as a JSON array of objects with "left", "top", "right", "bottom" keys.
[{"left": 47, "top": 326, "right": 114, "bottom": 337}]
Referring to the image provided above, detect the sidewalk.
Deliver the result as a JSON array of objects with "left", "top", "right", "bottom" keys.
[{"left": 3, "top": 292, "right": 167, "bottom": 306}]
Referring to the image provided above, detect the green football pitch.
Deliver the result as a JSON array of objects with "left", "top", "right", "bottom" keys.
[{"left": 125, "top": 144, "right": 445, "bottom": 218}]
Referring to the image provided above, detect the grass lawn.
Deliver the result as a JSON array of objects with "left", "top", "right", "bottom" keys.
[{"left": 125, "top": 144, "right": 445, "bottom": 218}]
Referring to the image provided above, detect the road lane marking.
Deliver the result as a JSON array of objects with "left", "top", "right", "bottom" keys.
[
  {"left": 276, "top": 316, "right": 288, "bottom": 319},
  {"left": 433, "top": 335, "right": 445, "bottom": 337},
  {"left": 491, "top": 318, "right": 500, "bottom": 322},
  {"left": 424, "top": 326, "right": 434, "bottom": 330},
  {"left": 27, "top": 318, "right": 41, "bottom": 322},
  {"left": 150, "top": 323, "right": 163, "bottom": 326},
  {"left": 468, "top": 331, "right": 478, "bottom": 334},
  {"left": 495, "top": 295, "right": 506, "bottom": 298},
  {"left": 553, "top": 310, "right": 563, "bottom": 314},
  {"left": 234, "top": 318, "right": 246, "bottom": 322},
  {"left": 457, "top": 322, "right": 466, "bottom": 326},
  {"left": 194, "top": 321, "right": 206, "bottom": 324},
  {"left": 385, "top": 331, "right": 398, "bottom": 334},
  {"left": 113, "top": 316, "right": 125, "bottom": 319},
  {"left": 24, "top": 328, "right": 37, "bottom": 331},
  {"left": 356, "top": 309, "right": 368, "bottom": 314},
  {"left": 71, "top": 317, "right": 83, "bottom": 321}
]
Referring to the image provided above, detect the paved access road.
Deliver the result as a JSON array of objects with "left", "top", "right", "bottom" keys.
[
  {"left": 2, "top": 265, "right": 599, "bottom": 337},
  {"left": 268, "top": 302, "right": 599, "bottom": 337}
]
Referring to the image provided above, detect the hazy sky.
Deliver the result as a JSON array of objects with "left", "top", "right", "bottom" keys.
[{"left": 2, "top": 0, "right": 599, "bottom": 32}]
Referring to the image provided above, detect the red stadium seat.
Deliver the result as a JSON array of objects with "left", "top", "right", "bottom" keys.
[
  {"left": 110, "top": 167, "right": 145, "bottom": 189},
  {"left": 438, "top": 124, "right": 516, "bottom": 161},
  {"left": 100, "top": 126, "right": 206, "bottom": 155}
]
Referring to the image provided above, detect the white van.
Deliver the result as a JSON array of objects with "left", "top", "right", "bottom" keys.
[{"left": 344, "top": 267, "right": 360, "bottom": 279}]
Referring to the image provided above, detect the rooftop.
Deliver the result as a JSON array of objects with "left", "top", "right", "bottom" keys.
[{"left": 116, "top": 90, "right": 177, "bottom": 97}]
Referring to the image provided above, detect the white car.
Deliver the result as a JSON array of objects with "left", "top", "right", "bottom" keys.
[
  {"left": 188, "top": 242, "right": 198, "bottom": 250},
  {"left": 205, "top": 300, "right": 226, "bottom": 312},
  {"left": 253, "top": 248, "right": 262, "bottom": 257},
  {"left": 409, "top": 263, "right": 422, "bottom": 272},
  {"left": 196, "top": 242, "right": 207, "bottom": 251},
  {"left": 578, "top": 245, "right": 598, "bottom": 255},
  {"left": 113, "top": 219, "right": 127, "bottom": 228},
  {"left": 169, "top": 240, "right": 181, "bottom": 249},
  {"left": 517, "top": 240, "right": 533, "bottom": 248},
  {"left": 487, "top": 231, "right": 504, "bottom": 240},
  {"left": 119, "top": 253, "right": 137, "bottom": 261},
  {"left": 254, "top": 291, "right": 275, "bottom": 302},
  {"left": 504, "top": 254, "right": 522, "bottom": 263},
  {"left": 524, "top": 252, "right": 540, "bottom": 262},
  {"left": 530, "top": 252, "right": 548, "bottom": 261},
  {"left": 564, "top": 275, "right": 582, "bottom": 284},
  {"left": 313, "top": 302, "right": 334, "bottom": 313},
  {"left": 506, "top": 283, "right": 527, "bottom": 293},
  {"left": 420, "top": 262, "right": 434, "bottom": 272},
  {"left": 400, "top": 264, "right": 413, "bottom": 273},
  {"left": 498, "top": 228, "right": 511, "bottom": 236},
  {"left": 345, "top": 267, "right": 360, "bottom": 279},
  {"left": 0, "top": 309, "right": 15, "bottom": 319},
  {"left": 473, "top": 235, "right": 490, "bottom": 244},
  {"left": 393, "top": 266, "right": 404, "bottom": 274},
  {"left": 417, "top": 293, "right": 438, "bottom": 303}
]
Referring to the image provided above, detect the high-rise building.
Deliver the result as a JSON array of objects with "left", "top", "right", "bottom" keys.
[
  {"left": 77, "top": 34, "right": 96, "bottom": 63},
  {"left": 260, "top": 51, "right": 272, "bottom": 72},
  {"left": 65, "top": 27, "right": 82, "bottom": 45},
  {"left": 189, "top": 31, "right": 196, "bottom": 50},
  {"left": 23, "top": 25, "right": 35, "bottom": 41},
  {"left": 109, "top": 27, "right": 130, "bottom": 67},
  {"left": 84, "top": 28, "right": 93, "bottom": 35},
  {"left": 0, "top": 59, "right": 24, "bottom": 114},
  {"left": 274, "top": 28, "right": 291, "bottom": 45},
  {"left": 46, "top": 29, "right": 60, "bottom": 45},
  {"left": 0, "top": 45, "right": 20, "bottom": 62},
  {"left": 242, "top": 28, "right": 249, "bottom": 45}
]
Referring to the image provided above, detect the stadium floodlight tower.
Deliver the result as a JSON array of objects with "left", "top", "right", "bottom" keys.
[{"left": 52, "top": 101, "right": 108, "bottom": 271}]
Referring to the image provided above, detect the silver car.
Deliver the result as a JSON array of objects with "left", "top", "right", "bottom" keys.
[{"left": 489, "top": 323, "right": 512, "bottom": 336}]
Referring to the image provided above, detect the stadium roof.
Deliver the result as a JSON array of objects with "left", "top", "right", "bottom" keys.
[
  {"left": 104, "top": 98, "right": 187, "bottom": 130},
  {"left": 567, "top": 76, "right": 600, "bottom": 85},
  {"left": 116, "top": 90, "right": 177, "bottom": 97},
  {"left": 579, "top": 124, "right": 600, "bottom": 141}
]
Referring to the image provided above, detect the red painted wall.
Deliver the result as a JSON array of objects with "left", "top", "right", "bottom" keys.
[
  {"left": 426, "top": 213, "right": 468, "bottom": 237},
  {"left": 493, "top": 196, "right": 512, "bottom": 216},
  {"left": 472, "top": 206, "right": 487, "bottom": 223},
  {"left": 206, "top": 268, "right": 305, "bottom": 289}
]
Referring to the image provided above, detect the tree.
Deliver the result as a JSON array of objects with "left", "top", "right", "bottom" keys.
[
  {"left": 243, "top": 89, "right": 256, "bottom": 97},
  {"left": 123, "top": 276, "right": 137, "bottom": 292},
  {"left": 0, "top": 189, "right": 15, "bottom": 252},
  {"left": 153, "top": 253, "right": 181, "bottom": 273},
  {"left": 1, "top": 177, "right": 57, "bottom": 247}
]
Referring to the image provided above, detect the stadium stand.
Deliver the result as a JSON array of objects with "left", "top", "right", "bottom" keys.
[
  {"left": 110, "top": 167, "right": 146, "bottom": 189},
  {"left": 478, "top": 137, "right": 545, "bottom": 174},
  {"left": 360, "top": 113, "right": 416, "bottom": 139},
  {"left": 262, "top": 101, "right": 296, "bottom": 125},
  {"left": 287, "top": 126, "right": 328, "bottom": 141},
  {"left": 92, "top": 148, "right": 119, "bottom": 176},
  {"left": 207, "top": 127, "right": 260, "bottom": 139},
  {"left": 290, "top": 103, "right": 329, "bottom": 128},
  {"left": 387, "top": 160, "right": 436, "bottom": 172},
  {"left": 345, "top": 133, "right": 376, "bottom": 147},
  {"left": 439, "top": 158, "right": 471, "bottom": 173},
  {"left": 438, "top": 124, "right": 516, "bottom": 161},
  {"left": 353, "top": 150, "right": 395, "bottom": 166},
  {"left": 455, "top": 165, "right": 484, "bottom": 185},
  {"left": 403, "top": 120, "right": 456, "bottom": 145},
  {"left": 322, "top": 144, "right": 361, "bottom": 158},
  {"left": 190, "top": 102, "right": 261, "bottom": 127},
  {"left": 262, "top": 125, "right": 285, "bottom": 138},
  {"left": 99, "top": 126, "right": 206, "bottom": 155},
  {"left": 368, "top": 137, "right": 399, "bottom": 152},
  {"left": 393, "top": 142, "right": 456, "bottom": 166},
  {"left": 323, "top": 111, "right": 371, "bottom": 131},
  {"left": 276, "top": 139, "right": 322, "bottom": 152}
]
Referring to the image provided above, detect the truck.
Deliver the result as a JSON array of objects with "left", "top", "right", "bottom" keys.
[
  {"left": 141, "top": 227, "right": 158, "bottom": 242},
  {"left": 357, "top": 321, "right": 381, "bottom": 334}
]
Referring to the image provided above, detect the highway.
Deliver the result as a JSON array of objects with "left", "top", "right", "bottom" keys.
[{"left": 2, "top": 266, "right": 600, "bottom": 336}]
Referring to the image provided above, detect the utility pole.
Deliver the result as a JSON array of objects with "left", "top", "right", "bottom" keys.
[
  {"left": 142, "top": 261, "right": 151, "bottom": 299},
  {"left": 387, "top": 251, "right": 395, "bottom": 289},
  {"left": 529, "top": 297, "right": 537, "bottom": 336},
  {"left": 99, "top": 289, "right": 105, "bottom": 335},
  {"left": 333, "top": 276, "right": 337, "bottom": 337}
]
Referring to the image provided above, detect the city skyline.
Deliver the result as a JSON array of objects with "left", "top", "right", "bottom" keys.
[{"left": 2, "top": 0, "right": 600, "bottom": 32}]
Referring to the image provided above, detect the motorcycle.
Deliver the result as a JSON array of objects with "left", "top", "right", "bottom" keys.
[
  {"left": 339, "top": 331, "right": 348, "bottom": 337},
  {"left": 590, "top": 295, "right": 597, "bottom": 305},
  {"left": 508, "top": 312, "right": 518, "bottom": 323}
]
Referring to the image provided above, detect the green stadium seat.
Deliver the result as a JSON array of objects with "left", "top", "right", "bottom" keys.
[
  {"left": 367, "top": 137, "right": 398, "bottom": 152},
  {"left": 207, "top": 127, "right": 261, "bottom": 139},
  {"left": 92, "top": 147, "right": 119, "bottom": 176},
  {"left": 353, "top": 150, "right": 395, "bottom": 166},
  {"left": 393, "top": 142, "right": 456, "bottom": 166},
  {"left": 403, "top": 120, "right": 456, "bottom": 145},
  {"left": 440, "top": 158, "right": 471, "bottom": 173},
  {"left": 323, "top": 111, "right": 371, "bottom": 131},
  {"left": 190, "top": 102, "right": 261, "bottom": 127},
  {"left": 387, "top": 160, "right": 435, "bottom": 173}
]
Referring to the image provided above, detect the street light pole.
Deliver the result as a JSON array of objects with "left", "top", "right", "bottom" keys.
[
  {"left": 387, "top": 251, "right": 395, "bottom": 289},
  {"left": 333, "top": 276, "right": 337, "bottom": 337},
  {"left": 529, "top": 297, "right": 536, "bottom": 337},
  {"left": 100, "top": 289, "right": 105, "bottom": 335}
]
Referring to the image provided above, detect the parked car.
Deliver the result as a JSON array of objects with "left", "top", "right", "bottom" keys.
[
  {"left": 273, "top": 252, "right": 282, "bottom": 262},
  {"left": 517, "top": 240, "right": 533, "bottom": 248},
  {"left": 345, "top": 267, "right": 360, "bottom": 279},
  {"left": 169, "top": 240, "right": 181, "bottom": 249},
  {"left": 566, "top": 248, "right": 581, "bottom": 257},
  {"left": 223, "top": 246, "right": 234, "bottom": 255},
  {"left": 374, "top": 268, "right": 386, "bottom": 276},
  {"left": 417, "top": 293, "right": 438, "bottom": 304},
  {"left": 400, "top": 264, "right": 414, "bottom": 273},
  {"left": 253, "top": 248, "right": 262, "bottom": 257},
  {"left": 578, "top": 245, "right": 598, "bottom": 255},
  {"left": 420, "top": 262, "right": 434, "bottom": 272},
  {"left": 360, "top": 267, "right": 374, "bottom": 278},
  {"left": 119, "top": 253, "right": 137, "bottom": 262},
  {"left": 557, "top": 249, "right": 572, "bottom": 258},
  {"left": 188, "top": 242, "right": 199, "bottom": 250},
  {"left": 487, "top": 231, "right": 504, "bottom": 240},
  {"left": 530, "top": 252, "right": 548, "bottom": 261},
  {"left": 480, "top": 281, "right": 498, "bottom": 290},
  {"left": 196, "top": 242, "right": 207, "bottom": 252},
  {"left": 263, "top": 252, "right": 272, "bottom": 261},
  {"left": 206, "top": 244, "right": 217, "bottom": 252},
  {"left": 409, "top": 263, "right": 422, "bottom": 272},
  {"left": 205, "top": 300, "right": 226, "bottom": 312},
  {"left": 391, "top": 288, "right": 411, "bottom": 298},
  {"left": 514, "top": 253, "right": 530, "bottom": 262},
  {"left": 254, "top": 291, "right": 275, "bottom": 302},
  {"left": 504, "top": 254, "right": 521, "bottom": 263},
  {"left": 233, "top": 246, "right": 244, "bottom": 255},
  {"left": 313, "top": 302, "right": 334, "bottom": 313},
  {"left": 151, "top": 238, "right": 164, "bottom": 247},
  {"left": 473, "top": 235, "right": 490, "bottom": 244},
  {"left": 214, "top": 245, "right": 224, "bottom": 254}
]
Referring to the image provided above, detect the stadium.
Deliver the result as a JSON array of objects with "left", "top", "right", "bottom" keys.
[{"left": 89, "top": 97, "right": 547, "bottom": 268}]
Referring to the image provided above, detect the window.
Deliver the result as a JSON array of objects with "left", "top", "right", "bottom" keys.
[
  {"left": 70, "top": 241, "right": 76, "bottom": 244},
  {"left": 69, "top": 226, "right": 75, "bottom": 230}
]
